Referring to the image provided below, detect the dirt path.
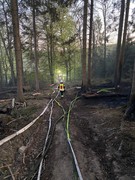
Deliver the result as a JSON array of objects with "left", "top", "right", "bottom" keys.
[
  {"left": 42, "top": 92, "right": 77, "bottom": 180},
  {"left": 43, "top": 122, "right": 75, "bottom": 180}
]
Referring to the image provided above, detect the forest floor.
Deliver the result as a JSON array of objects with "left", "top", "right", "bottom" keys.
[{"left": 0, "top": 84, "right": 135, "bottom": 180}]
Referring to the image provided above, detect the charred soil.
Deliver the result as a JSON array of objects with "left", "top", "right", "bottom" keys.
[{"left": 0, "top": 86, "right": 135, "bottom": 180}]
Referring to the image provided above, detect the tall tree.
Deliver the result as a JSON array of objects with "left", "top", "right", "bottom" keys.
[
  {"left": 32, "top": 0, "right": 40, "bottom": 91},
  {"left": 114, "top": 0, "right": 125, "bottom": 88},
  {"left": 0, "top": 38, "right": 4, "bottom": 87},
  {"left": 88, "top": 0, "right": 94, "bottom": 88},
  {"left": 0, "top": 1, "right": 15, "bottom": 86},
  {"left": 46, "top": 18, "right": 55, "bottom": 84},
  {"left": 116, "top": 0, "right": 131, "bottom": 87},
  {"left": 82, "top": 0, "right": 88, "bottom": 92},
  {"left": 96, "top": 0, "right": 113, "bottom": 77},
  {"left": 102, "top": 0, "right": 107, "bottom": 77},
  {"left": 11, "top": 0, "right": 24, "bottom": 102}
]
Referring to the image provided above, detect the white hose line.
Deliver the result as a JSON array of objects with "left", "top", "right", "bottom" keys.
[
  {"left": 0, "top": 91, "right": 58, "bottom": 147},
  {"left": 68, "top": 139, "right": 83, "bottom": 180},
  {"left": 37, "top": 101, "right": 53, "bottom": 180},
  {"left": 37, "top": 92, "right": 59, "bottom": 180}
]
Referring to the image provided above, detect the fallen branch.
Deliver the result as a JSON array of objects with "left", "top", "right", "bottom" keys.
[
  {"left": 7, "top": 119, "right": 18, "bottom": 125},
  {"left": 0, "top": 99, "right": 12, "bottom": 103},
  {"left": 7, "top": 165, "right": 15, "bottom": 180},
  {"left": 4, "top": 175, "right": 11, "bottom": 179},
  {"left": 0, "top": 89, "right": 16, "bottom": 96},
  {"left": 118, "top": 140, "right": 124, "bottom": 151},
  {"left": 0, "top": 164, "right": 12, "bottom": 169}
]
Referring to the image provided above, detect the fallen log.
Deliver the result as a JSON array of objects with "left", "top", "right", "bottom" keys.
[{"left": 82, "top": 93, "right": 128, "bottom": 98}]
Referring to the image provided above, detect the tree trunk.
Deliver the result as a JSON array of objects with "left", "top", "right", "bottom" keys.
[
  {"left": 82, "top": 0, "right": 88, "bottom": 92},
  {"left": 130, "top": 60, "right": 135, "bottom": 103},
  {"left": 0, "top": 40, "right": 3, "bottom": 88},
  {"left": 117, "top": 0, "right": 130, "bottom": 86},
  {"left": 46, "top": 21, "right": 54, "bottom": 84},
  {"left": 11, "top": 0, "right": 24, "bottom": 102},
  {"left": 124, "top": 60, "right": 135, "bottom": 120},
  {"left": 69, "top": 61, "right": 71, "bottom": 81},
  {"left": 88, "top": 0, "right": 93, "bottom": 89},
  {"left": 114, "top": 0, "right": 125, "bottom": 88},
  {"left": 0, "top": 31, "right": 15, "bottom": 86},
  {"left": 68, "top": 48, "right": 72, "bottom": 82},
  {"left": 63, "top": 47, "right": 69, "bottom": 82},
  {"left": 92, "top": 23, "right": 96, "bottom": 75},
  {"left": 32, "top": 0, "right": 40, "bottom": 91},
  {"left": 66, "top": 60, "right": 69, "bottom": 82},
  {"left": 47, "top": 34, "right": 54, "bottom": 84},
  {"left": 0, "top": 41, "right": 8, "bottom": 86},
  {"left": 73, "top": 54, "right": 76, "bottom": 81},
  {"left": 3, "top": 57, "right": 8, "bottom": 85},
  {"left": 103, "top": 3, "right": 106, "bottom": 78},
  {"left": 115, "top": 0, "right": 130, "bottom": 88},
  {"left": 50, "top": 22, "right": 54, "bottom": 84},
  {"left": 2, "top": 1, "right": 15, "bottom": 86}
]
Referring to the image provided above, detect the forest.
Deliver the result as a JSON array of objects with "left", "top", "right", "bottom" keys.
[
  {"left": 0, "top": 0, "right": 134, "bottom": 99},
  {"left": 0, "top": 0, "right": 135, "bottom": 179}
]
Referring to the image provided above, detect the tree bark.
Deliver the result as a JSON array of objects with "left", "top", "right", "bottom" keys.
[
  {"left": 82, "top": 0, "right": 88, "bottom": 92},
  {"left": 50, "top": 22, "right": 54, "bottom": 84},
  {"left": 2, "top": 1, "right": 15, "bottom": 86},
  {"left": 114, "top": 0, "right": 130, "bottom": 88},
  {"left": 103, "top": 2, "right": 106, "bottom": 77},
  {"left": 32, "top": 0, "right": 40, "bottom": 91},
  {"left": 0, "top": 31, "right": 15, "bottom": 86},
  {"left": 88, "top": 0, "right": 93, "bottom": 88},
  {"left": 11, "top": 0, "right": 24, "bottom": 102},
  {"left": 0, "top": 39, "right": 3, "bottom": 88},
  {"left": 0, "top": 41, "right": 8, "bottom": 86},
  {"left": 114, "top": 0, "right": 125, "bottom": 88},
  {"left": 124, "top": 59, "right": 135, "bottom": 120},
  {"left": 130, "top": 60, "right": 135, "bottom": 103},
  {"left": 47, "top": 33, "right": 54, "bottom": 84},
  {"left": 117, "top": 0, "right": 130, "bottom": 86}
]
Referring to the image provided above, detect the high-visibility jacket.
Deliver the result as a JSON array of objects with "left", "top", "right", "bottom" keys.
[{"left": 59, "top": 83, "right": 65, "bottom": 91}]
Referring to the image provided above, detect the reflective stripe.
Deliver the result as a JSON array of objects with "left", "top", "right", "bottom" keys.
[{"left": 59, "top": 84, "right": 64, "bottom": 91}]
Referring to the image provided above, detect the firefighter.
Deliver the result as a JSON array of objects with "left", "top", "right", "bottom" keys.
[{"left": 58, "top": 81, "right": 65, "bottom": 97}]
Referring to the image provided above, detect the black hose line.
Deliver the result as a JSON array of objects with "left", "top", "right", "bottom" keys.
[{"left": 27, "top": 114, "right": 64, "bottom": 180}]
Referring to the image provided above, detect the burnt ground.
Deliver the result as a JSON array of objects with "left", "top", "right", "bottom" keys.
[
  {"left": 0, "top": 85, "right": 135, "bottom": 180},
  {"left": 70, "top": 96, "right": 135, "bottom": 180}
]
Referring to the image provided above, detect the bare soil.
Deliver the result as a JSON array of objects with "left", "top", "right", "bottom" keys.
[{"left": 0, "top": 86, "right": 135, "bottom": 180}]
